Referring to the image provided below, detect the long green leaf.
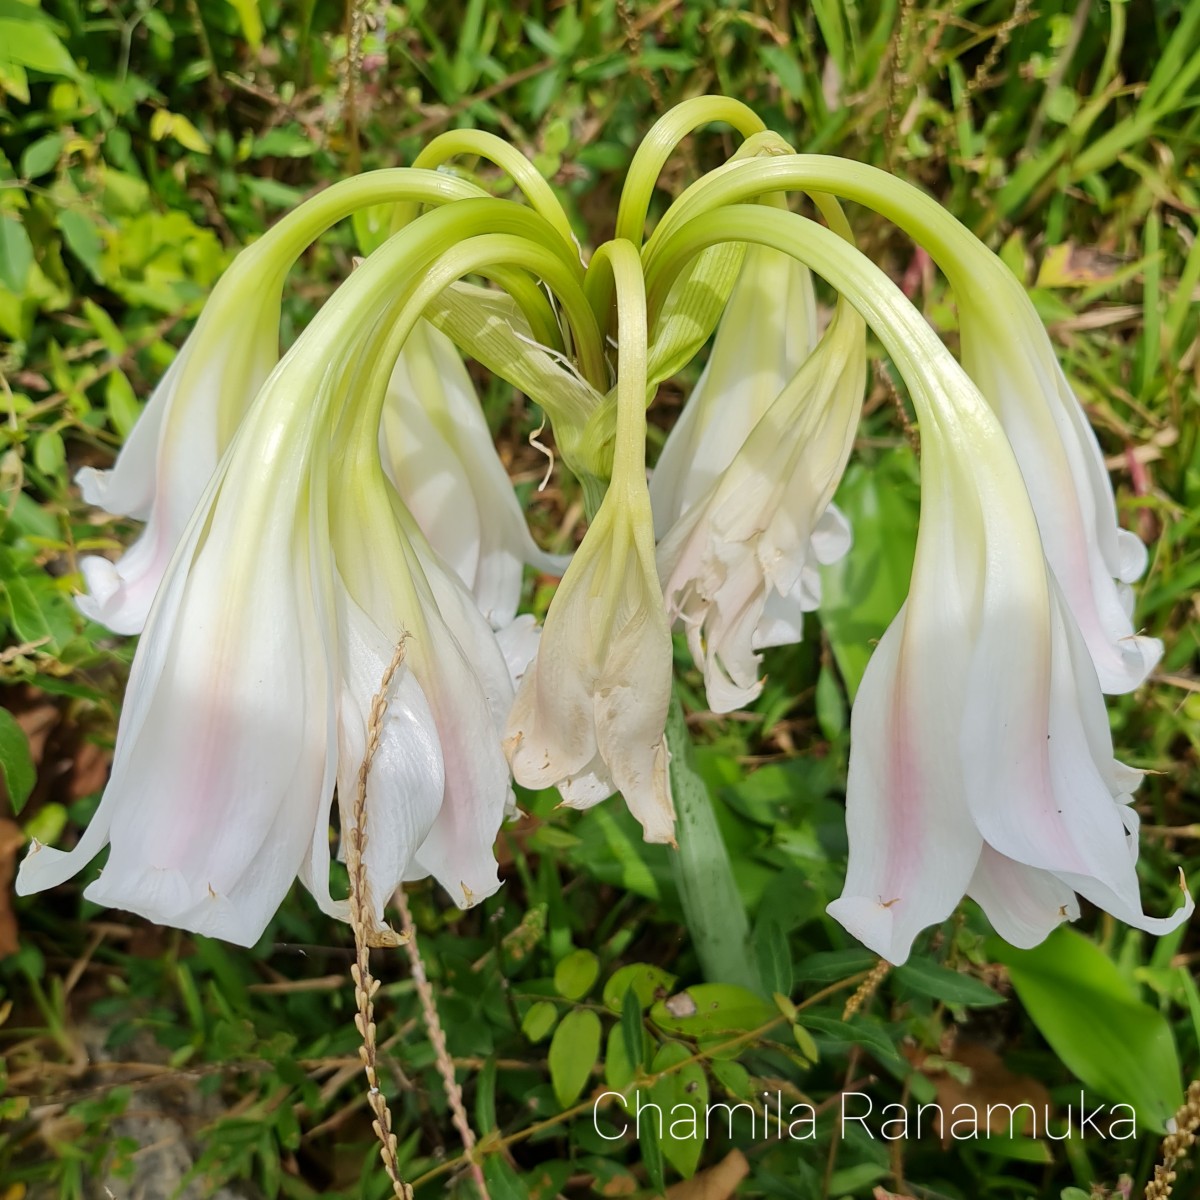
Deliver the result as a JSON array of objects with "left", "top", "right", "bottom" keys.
[
  {"left": 666, "top": 691, "right": 759, "bottom": 990},
  {"left": 992, "top": 928, "right": 1182, "bottom": 1133}
]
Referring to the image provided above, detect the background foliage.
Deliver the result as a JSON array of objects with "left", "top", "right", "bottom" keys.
[{"left": 1, "top": 1, "right": 1198, "bottom": 1198}]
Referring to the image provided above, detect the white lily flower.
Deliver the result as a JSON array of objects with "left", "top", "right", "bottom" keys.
[
  {"left": 957, "top": 279, "right": 1161, "bottom": 694},
  {"left": 506, "top": 242, "right": 676, "bottom": 844},
  {"left": 826, "top": 356, "right": 1192, "bottom": 966},
  {"left": 656, "top": 297, "right": 865, "bottom": 712},
  {"left": 18, "top": 363, "right": 337, "bottom": 947},
  {"left": 380, "top": 317, "right": 566, "bottom": 629},
  {"left": 322, "top": 440, "right": 520, "bottom": 915},
  {"left": 75, "top": 281, "right": 281, "bottom": 635}
]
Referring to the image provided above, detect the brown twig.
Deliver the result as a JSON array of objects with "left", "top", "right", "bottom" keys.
[
  {"left": 963, "top": 0, "right": 1034, "bottom": 105},
  {"left": 395, "top": 889, "right": 490, "bottom": 1199},
  {"left": 342, "top": 0, "right": 367, "bottom": 173},
  {"left": 347, "top": 639, "right": 412, "bottom": 1199}
]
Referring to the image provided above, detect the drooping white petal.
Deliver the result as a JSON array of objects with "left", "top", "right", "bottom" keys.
[
  {"left": 76, "top": 350, "right": 185, "bottom": 520},
  {"left": 825, "top": 456, "right": 987, "bottom": 966},
  {"left": 958, "top": 283, "right": 1161, "bottom": 693},
  {"left": 332, "top": 471, "right": 513, "bottom": 910},
  {"left": 967, "top": 847, "right": 1080, "bottom": 949},
  {"left": 20, "top": 378, "right": 337, "bottom": 947},
  {"left": 495, "top": 613, "right": 541, "bottom": 690},
  {"left": 305, "top": 583, "right": 446, "bottom": 927},
  {"left": 506, "top": 489, "right": 675, "bottom": 844},
  {"left": 381, "top": 318, "right": 566, "bottom": 628},
  {"left": 657, "top": 301, "right": 865, "bottom": 712},
  {"left": 959, "top": 566, "right": 1193, "bottom": 935},
  {"left": 754, "top": 504, "right": 852, "bottom": 648},
  {"left": 74, "top": 276, "right": 282, "bottom": 636},
  {"left": 650, "top": 243, "right": 818, "bottom": 536}
]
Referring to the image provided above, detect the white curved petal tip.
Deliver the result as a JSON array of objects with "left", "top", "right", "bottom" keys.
[
  {"left": 825, "top": 895, "right": 908, "bottom": 967},
  {"left": 76, "top": 466, "right": 114, "bottom": 510},
  {"left": 83, "top": 867, "right": 272, "bottom": 947},
  {"left": 1116, "top": 528, "right": 1150, "bottom": 583},
  {"left": 75, "top": 555, "right": 152, "bottom": 636},
  {"left": 1152, "top": 873, "right": 1190, "bottom": 936}
]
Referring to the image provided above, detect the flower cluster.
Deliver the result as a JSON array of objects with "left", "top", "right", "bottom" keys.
[{"left": 18, "top": 98, "right": 1189, "bottom": 963}]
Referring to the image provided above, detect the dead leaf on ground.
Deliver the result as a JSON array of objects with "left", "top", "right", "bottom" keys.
[
  {"left": 597, "top": 1173, "right": 638, "bottom": 1197},
  {"left": 70, "top": 739, "right": 112, "bottom": 799},
  {"left": 665, "top": 1149, "right": 750, "bottom": 1200},
  {"left": 908, "top": 1041, "right": 1052, "bottom": 1145},
  {"left": 13, "top": 700, "right": 57, "bottom": 768},
  {"left": 0, "top": 819, "right": 26, "bottom": 958},
  {"left": 1037, "top": 242, "right": 1128, "bottom": 288}
]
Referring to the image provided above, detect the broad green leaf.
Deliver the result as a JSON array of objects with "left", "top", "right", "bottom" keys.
[
  {"left": 252, "top": 127, "right": 315, "bottom": 159},
  {"left": 753, "top": 914, "right": 792, "bottom": 998},
  {"left": 602, "top": 963, "right": 676, "bottom": 1012},
  {"left": 649, "top": 983, "right": 776, "bottom": 1037},
  {"left": 895, "top": 960, "right": 1005, "bottom": 1007},
  {"left": 992, "top": 928, "right": 1182, "bottom": 1132},
  {"left": 58, "top": 209, "right": 104, "bottom": 282},
  {"left": 0, "top": 58, "right": 29, "bottom": 103},
  {"left": 604, "top": 1017, "right": 648, "bottom": 1091},
  {"left": 33, "top": 429, "right": 65, "bottom": 476},
  {"left": 19, "top": 131, "right": 63, "bottom": 178},
  {"left": 709, "top": 1058, "right": 751, "bottom": 1099},
  {"left": 649, "top": 1042, "right": 708, "bottom": 1178},
  {"left": 976, "top": 1135, "right": 1053, "bottom": 1164},
  {"left": 149, "top": 110, "right": 211, "bottom": 155},
  {"left": 0, "top": 569, "right": 55, "bottom": 649},
  {"left": 814, "top": 662, "right": 847, "bottom": 740},
  {"left": 554, "top": 949, "right": 599, "bottom": 1000},
  {"left": 82, "top": 298, "right": 126, "bottom": 355},
  {"left": 0, "top": 19, "right": 78, "bottom": 77},
  {"left": 547, "top": 1008, "right": 600, "bottom": 1108},
  {"left": 475, "top": 1056, "right": 497, "bottom": 1134},
  {"left": 0, "top": 215, "right": 33, "bottom": 294},
  {"left": 0, "top": 708, "right": 35, "bottom": 813},
  {"left": 520, "top": 1000, "right": 558, "bottom": 1044},
  {"left": 24, "top": 801, "right": 65, "bottom": 846}
]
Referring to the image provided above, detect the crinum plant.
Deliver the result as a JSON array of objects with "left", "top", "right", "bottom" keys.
[{"left": 21, "top": 96, "right": 1190, "bottom": 980}]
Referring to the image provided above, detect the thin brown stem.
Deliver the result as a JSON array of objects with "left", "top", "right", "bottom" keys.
[
  {"left": 347, "top": 639, "right": 412, "bottom": 1199},
  {"left": 395, "top": 889, "right": 490, "bottom": 1199}
]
